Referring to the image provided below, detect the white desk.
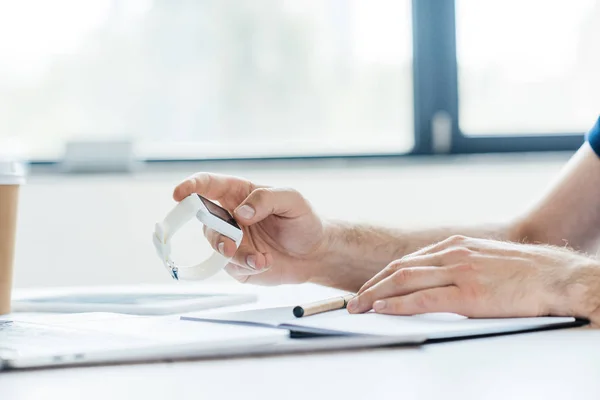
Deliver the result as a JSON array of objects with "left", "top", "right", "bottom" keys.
[
  {"left": 1, "top": 284, "right": 599, "bottom": 400},
  {"left": 1, "top": 323, "right": 598, "bottom": 400}
]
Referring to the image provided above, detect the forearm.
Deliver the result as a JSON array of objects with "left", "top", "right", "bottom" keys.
[
  {"left": 513, "top": 144, "right": 600, "bottom": 254},
  {"left": 310, "top": 220, "right": 517, "bottom": 292}
]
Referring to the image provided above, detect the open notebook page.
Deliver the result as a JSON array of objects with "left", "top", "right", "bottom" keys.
[{"left": 182, "top": 307, "right": 579, "bottom": 340}]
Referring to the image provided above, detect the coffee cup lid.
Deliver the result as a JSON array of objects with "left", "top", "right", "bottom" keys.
[{"left": 0, "top": 160, "right": 26, "bottom": 185}]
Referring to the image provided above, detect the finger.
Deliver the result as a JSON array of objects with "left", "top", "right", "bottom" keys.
[
  {"left": 230, "top": 244, "right": 271, "bottom": 272},
  {"left": 372, "top": 286, "right": 465, "bottom": 316},
  {"left": 233, "top": 187, "right": 310, "bottom": 225},
  {"left": 358, "top": 253, "right": 449, "bottom": 295},
  {"left": 225, "top": 262, "right": 275, "bottom": 286},
  {"left": 203, "top": 226, "right": 237, "bottom": 257},
  {"left": 348, "top": 267, "right": 455, "bottom": 314},
  {"left": 224, "top": 263, "right": 261, "bottom": 284},
  {"left": 204, "top": 224, "right": 271, "bottom": 271},
  {"left": 173, "top": 172, "right": 253, "bottom": 202},
  {"left": 358, "top": 245, "right": 477, "bottom": 296}
]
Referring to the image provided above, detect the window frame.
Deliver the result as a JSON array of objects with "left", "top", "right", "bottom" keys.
[{"left": 414, "top": 0, "right": 586, "bottom": 156}]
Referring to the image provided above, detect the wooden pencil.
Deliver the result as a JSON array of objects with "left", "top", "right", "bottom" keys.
[{"left": 293, "top": 294, "right": 356, "bottom": 318}]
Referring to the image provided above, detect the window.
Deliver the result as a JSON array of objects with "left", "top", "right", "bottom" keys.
[
  {"left": 0, "top": 0, "right": 414, "bottom": 160},
  {"left": 1, "top": 0, "right": 596, "bottom": 163},
  {"left": 456, "top": 0, "right": 600, "bottom": 136}
]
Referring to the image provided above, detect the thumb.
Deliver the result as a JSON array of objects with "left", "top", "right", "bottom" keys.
[{"left": 234, "top": 187, "right": 308, "bottom": 225}]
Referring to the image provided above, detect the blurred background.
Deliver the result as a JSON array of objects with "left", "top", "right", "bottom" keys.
[{"left": 1, "top": 0, "right": 599, "bottom": 288}]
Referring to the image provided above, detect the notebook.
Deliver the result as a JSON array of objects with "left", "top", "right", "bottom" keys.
[{"left": 182, "top": 306, "right": 582, "bottom": 340}]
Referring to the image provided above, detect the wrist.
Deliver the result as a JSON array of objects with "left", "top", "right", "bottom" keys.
[
  {"left": 554, "top": 261, "right": 600, "bottom": 324},
  {"left": 307, "top": 220, "right": 399, "bottom": 291},
  {"left": 306, "top": 220, "right": 347, "bottom": 286}
]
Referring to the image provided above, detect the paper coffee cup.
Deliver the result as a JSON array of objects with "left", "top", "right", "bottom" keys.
[{"left": 0, "top": 160, "right": 25, "bottom": 314}]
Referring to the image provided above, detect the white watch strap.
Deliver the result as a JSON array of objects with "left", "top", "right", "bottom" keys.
[{"left": 153, "top": 197, "right": 238, "bottom": 281}]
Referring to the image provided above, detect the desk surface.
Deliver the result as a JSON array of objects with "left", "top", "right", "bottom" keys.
[
  {"left": 2, "top": 327, "right": 599, "bottom": 400},
  {"left": 2, "top": 284, "right": 599, "bottom": 400}
]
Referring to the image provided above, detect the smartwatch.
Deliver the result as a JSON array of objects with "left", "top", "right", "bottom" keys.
[{"left": 153, "top": 194, "right": 243, "bottom": 281}]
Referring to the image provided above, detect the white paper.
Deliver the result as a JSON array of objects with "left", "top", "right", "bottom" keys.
[{"left": 183, "top": 306, "right": 296, "bottom": 327}]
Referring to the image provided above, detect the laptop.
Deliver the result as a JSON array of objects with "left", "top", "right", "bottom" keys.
[{"left": 0, "top": 313, "right": 288, "bottom": 370}]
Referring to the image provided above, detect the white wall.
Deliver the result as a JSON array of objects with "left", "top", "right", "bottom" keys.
[{"left": 13, "top": 152, "right": 572, "bottom": 288}]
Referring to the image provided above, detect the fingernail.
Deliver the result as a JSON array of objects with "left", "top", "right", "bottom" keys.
[
  {"left": 347, "top": 298, "right": 359, "bottom": 312},
  {"left": 218, "top": 242, "right": 225, "bottom": 255},
  {"left": 373, "top": 300, "right": 387, "bottom": 312},
  {"left": 236, "top": 205, "right": 255, "bottom": 220},
  {"left": 246, "top": 255, "right": 257, "bottom": 269}
]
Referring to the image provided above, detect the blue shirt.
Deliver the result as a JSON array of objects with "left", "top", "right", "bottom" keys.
[{"left": 587, "top": 116, "right": 600, "bottom": 156}]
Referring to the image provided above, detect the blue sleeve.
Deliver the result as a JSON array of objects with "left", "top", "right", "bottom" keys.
[{"left": 587, "top": 116, "right": 600, "bottom": 157}]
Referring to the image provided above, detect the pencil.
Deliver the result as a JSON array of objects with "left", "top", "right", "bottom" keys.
[{"left": 293, "top": 294, "right": 356, "bottom": 318}]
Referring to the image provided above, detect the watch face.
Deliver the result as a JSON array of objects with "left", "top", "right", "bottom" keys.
[{"left": 198, "top": 195, "right": 241, "bottom": 229}]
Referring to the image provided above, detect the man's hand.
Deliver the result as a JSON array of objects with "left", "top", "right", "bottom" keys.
[
  {"left": 347, "top": 235, "right": 600, "bottom": 325},
  {"left": 173, "top": 173, "right": 327, "bottom": 285}
]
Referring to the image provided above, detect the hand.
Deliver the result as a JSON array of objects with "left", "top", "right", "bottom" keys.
[
  {"left": 173, "top": 173, "right": 327, "bottom": 285},
  {"left": 347, "top": 235, "right": 600, "bottom": 324}
]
